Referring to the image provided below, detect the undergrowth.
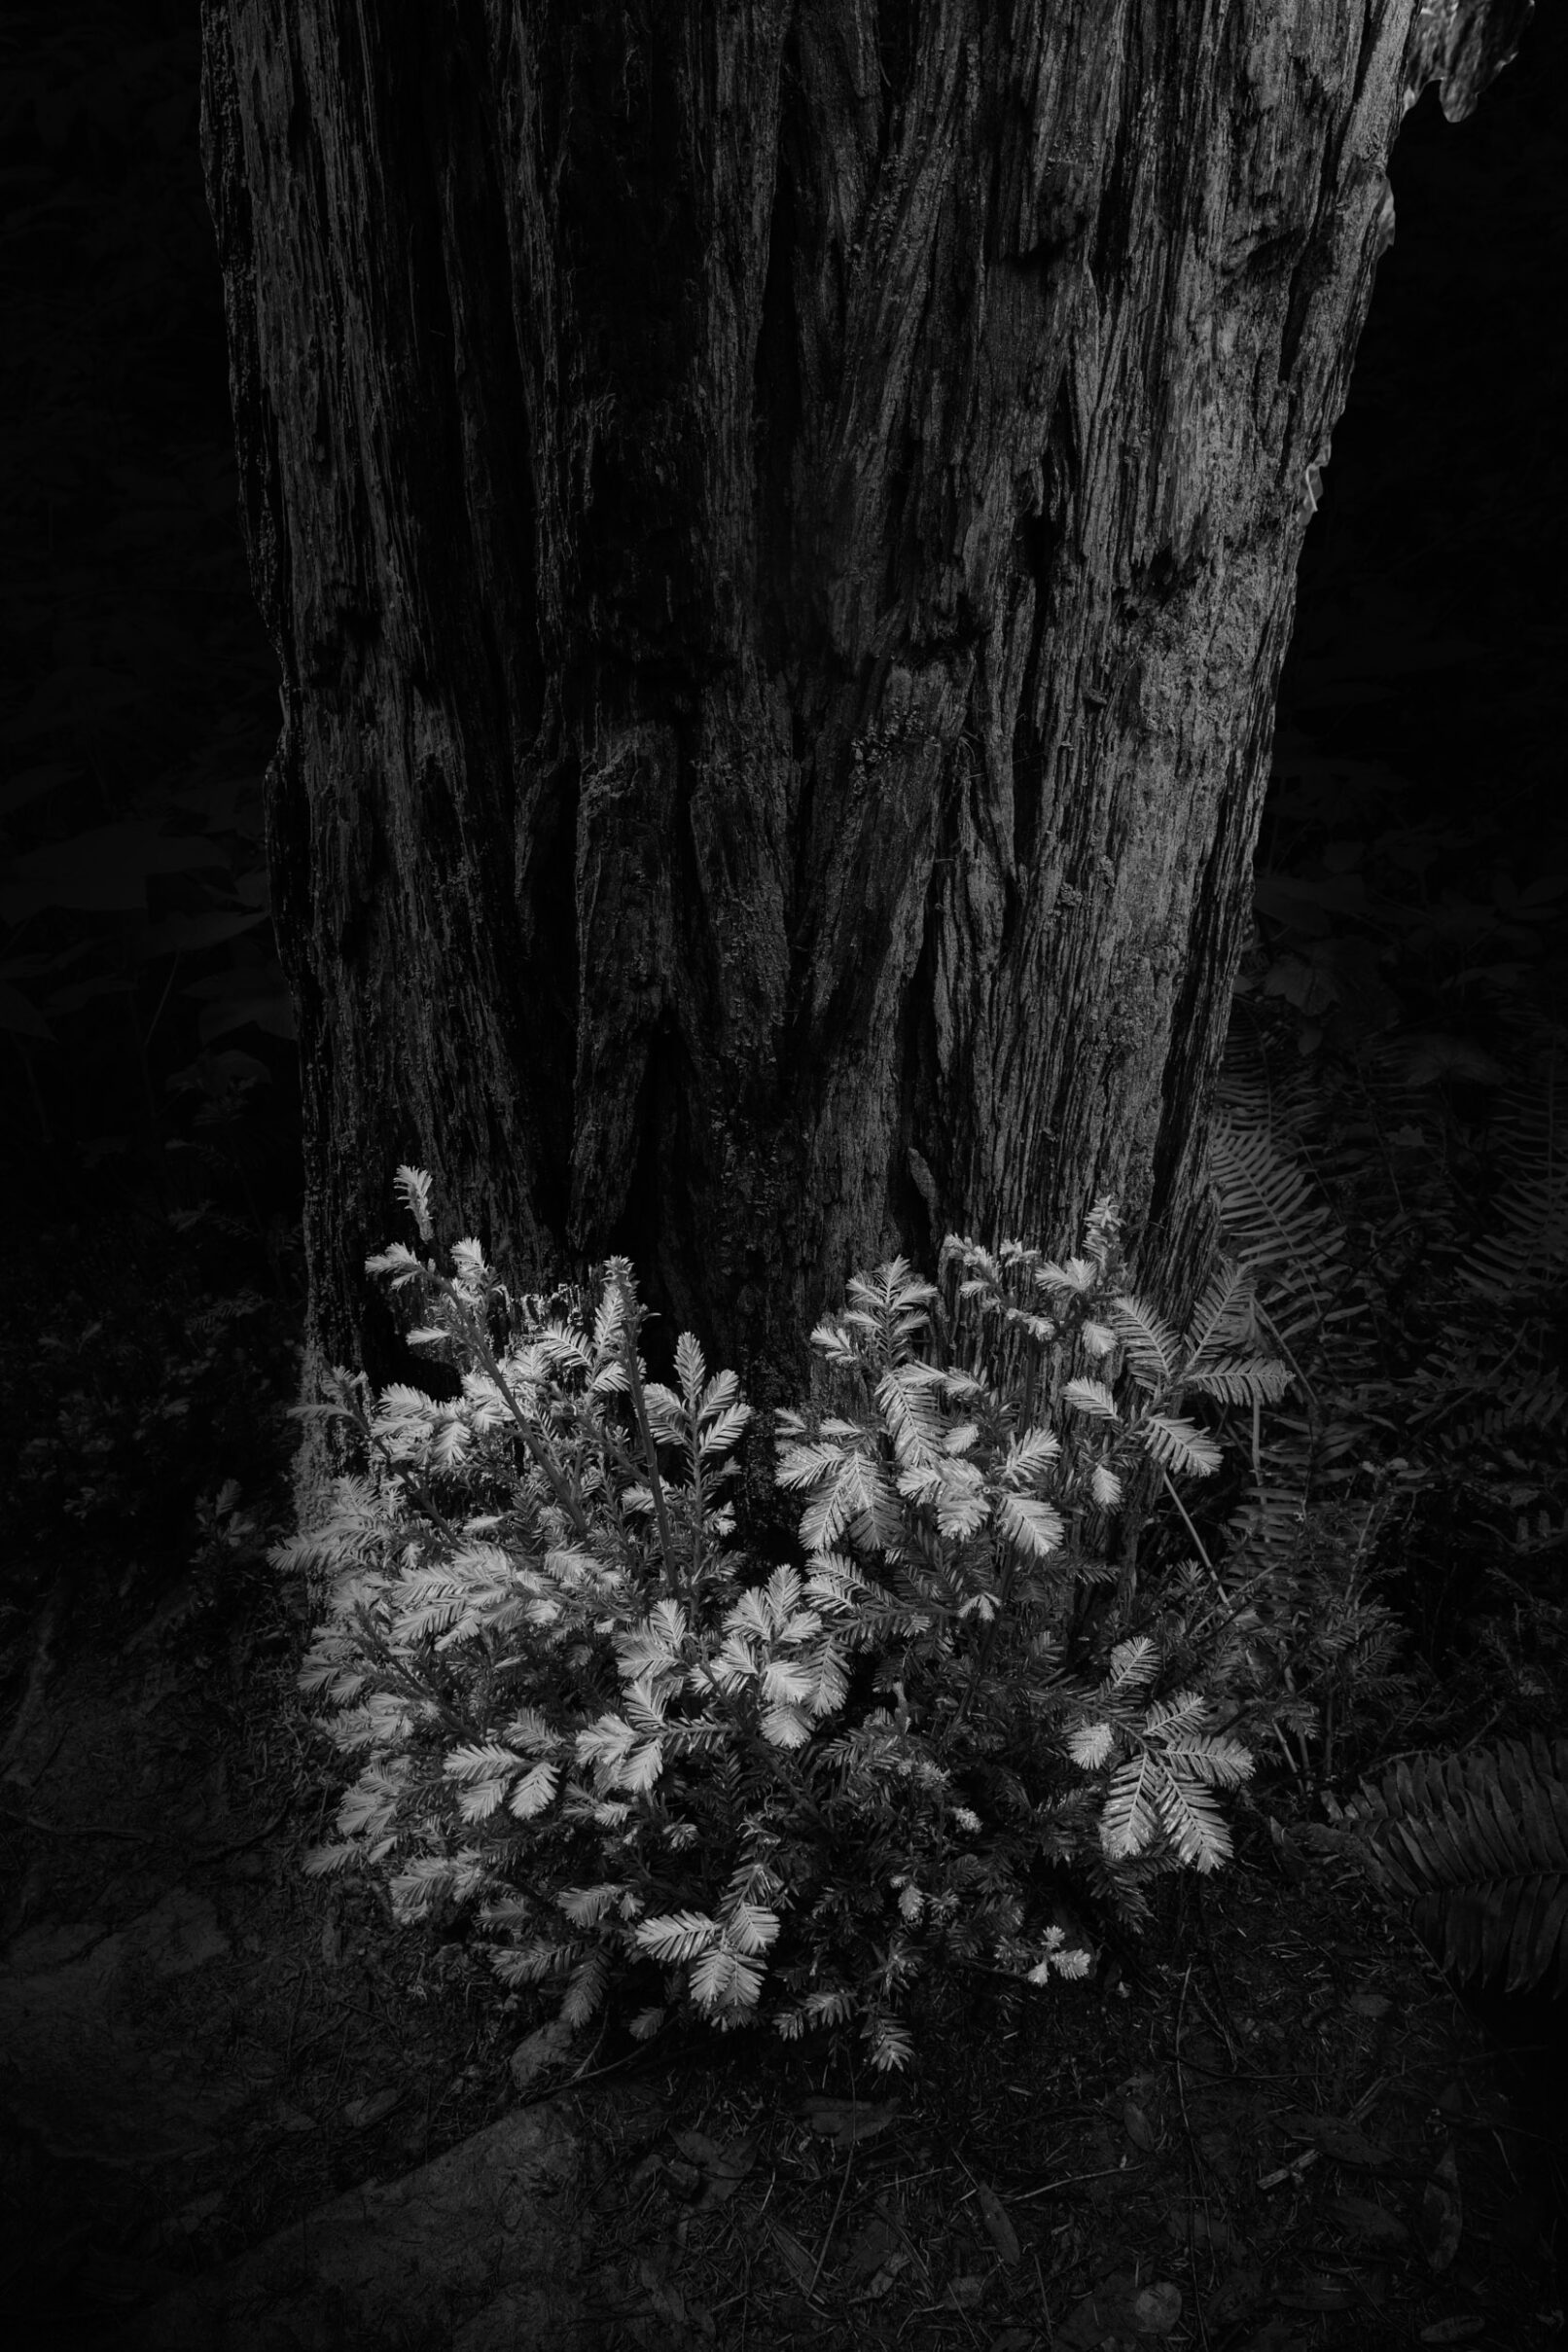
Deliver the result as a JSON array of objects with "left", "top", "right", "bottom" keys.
[{"left": 278, "top": 1174, "right": 1317, "bottom": 2073}]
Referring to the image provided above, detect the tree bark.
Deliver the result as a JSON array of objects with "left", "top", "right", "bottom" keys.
[{"left": 198, "top": 0, "right": 1531, "bottom": 1527}]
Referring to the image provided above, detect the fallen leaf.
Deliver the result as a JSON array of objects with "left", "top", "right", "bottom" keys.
[
  {"left": 799, "top": 2095, "right": 900, "bottom": 2144},
  {"left": 695, "top": 2133, "right": 757, "bottom": 2207},
  {"left": 341, "top": 2086, "right": 402, "bottom": 2131},
  {"left": 1131, "top": 2279, "right": 1182, "bottom": 2334},
  {"left": 974, "top": 2180, "right": 1020, "bottom": 2263},
  {"left": 1123, "top": 2097, "right": 1158, "bottom": 2151},
  {"left": 1346, "top": 1992, "right": 1392, "bottom": 2018},
  {"left": 940, "top": 2274, "right": 985, "bottom": 2309},
  {"left": 1276, "top": 2109, "right": 1390, "bottom": 2169},
  {"left": 847, "top": 2247, "right": 909, "bottom": 2301},
  {"left": 1418, "top": 2319, "right": 1485, "bottom": 2343},
  {"left": 763, "top": 2215, "right": 819, "bottom": 2295},
  {"left": 1416, "top": 2143, "right": 1463, "bottom": 2273},
  {"left": 1276, "top": 2271, "right": 1357, "bottom": 2310},
  {"left": 1328, "top": 2192, "right": 1408, "bottom": 2247},
  {"left": 841, "top": 2215, "right": 901, "bottom": 2288}
]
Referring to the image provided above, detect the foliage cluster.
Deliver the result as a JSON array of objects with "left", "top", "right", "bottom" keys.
[{"left": 279, "top": 1171, "right": 1316, "bottom": 2071}]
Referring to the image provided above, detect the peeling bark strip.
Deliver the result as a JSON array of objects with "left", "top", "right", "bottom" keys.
[{"left": 199, "top": 0, "right": 1529, "bottom": 1468}]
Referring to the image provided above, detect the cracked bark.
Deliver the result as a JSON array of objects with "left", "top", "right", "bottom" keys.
[{"left": 198, "top": 0, "right": 1531, "bottom": 1537}]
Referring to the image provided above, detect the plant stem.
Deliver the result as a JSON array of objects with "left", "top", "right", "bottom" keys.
[{"left": 614, "top": 1267, "right": 678, "bottom": 1577}]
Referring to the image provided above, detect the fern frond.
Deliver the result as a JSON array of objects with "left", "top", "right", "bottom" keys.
[
  {"left": 1184, "top": 1355, "right": 1294, "bottom": 1408},
  {"left": 1107, "top": 1294, "right": 1180, "bottom": 1390},
  {"left": 1207, "top": 1115, "right": 1345, "bottom": 1343},
  {"left": 1346, "top": 1735, "right": 1568, "bottom": 1996},
  {"left": 1138, "top": 1414, "right": 1223, "bottom": 1478},
  {"left": 1154, "top": 1771, "right": 1234, "bottom": 1872}
]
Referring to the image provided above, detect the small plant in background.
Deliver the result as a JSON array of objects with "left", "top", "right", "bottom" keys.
[
  {"left": 1186, "top": 1009, "right": 1568, "bottom": 1784},
  {"left": 279, "top": 1170, "right": 1322, "bottom": 2072}
]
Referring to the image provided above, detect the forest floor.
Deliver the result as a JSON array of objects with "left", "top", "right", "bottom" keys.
[{"left": 1, "top": 1361, "right": 1564, "bottom": 2352}]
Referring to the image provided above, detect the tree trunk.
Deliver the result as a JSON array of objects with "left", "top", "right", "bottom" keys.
[{"left": 198, "top": 0, "right": 1530, "bottom": 1527}]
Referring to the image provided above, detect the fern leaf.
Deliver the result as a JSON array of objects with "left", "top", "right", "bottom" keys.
[
  {"left": 1100, "top": 1754, "right": 1162, "bottom": 1860},
  {"left": 1090, "top": 1462, "right": 1124, "bottom": 1511},
  {"left": 636, "top": 1908, "right": 721, "bottom": 1965},
  {"left": 1107, "top": 1635, "right": 1158, "bottom": 1691},
  {"left": 720, "top": 1901, "right": 782, "bottom": 1957},
  {"left": 1000, "top": 1429, "right": 1062, "bottom": 1485},
  {"left": 560, "top": 1946, "right": 612, "bottom": 2030},
  {"left": 1064, "top": 1376, "right": 1120, "bottom": 1421},
  {"left": 1181, "top": 1257, "right": 1262, "bottom": 1364},
  {"left": 1184, "top": 1355, "right": 1294, "bottom": 1408},
  {"left": 1069, "top": 1721, "right": 1115, "bottom": 1769},
  {"left": 1138, "top": 1414, "right": 1223, "bottom": 1478},
  {"left": 673, "top": 1330, "right": 707, "bottom": 1405},
  {"left": 302, "top": 1842, "right": 361, "bottom": 1876},
  {"left": 508, "top": 1761, "right": 559, "bottom": 1819},
  {"left": 699, "top": 1401, "right": 754, "bottom": 1459},
  {"left": 1109, "top": 1293, "right": 1181, "bottom": 1388},
  {"left": 1154, "top": 1771, "right": 1234, "bottom": 1872},
  {"left": 994, "top": 1491, "right": 1065, "bottom": 1561},
  {"left": 1348, "top": 1736, "right": 1568, "bottom": 1996}
]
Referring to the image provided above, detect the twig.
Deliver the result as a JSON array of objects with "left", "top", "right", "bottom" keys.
[{"left": 808, "top": 2137, "right": 855, "bottom": 2299}]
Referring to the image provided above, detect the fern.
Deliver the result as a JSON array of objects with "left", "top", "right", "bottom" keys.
[
  {"left": 1193, "top": 1008, "right": 1568, "bottom": 1783},
  {"left": 1328, "top": 1736, "right": 1568, "bottom": 1999}
]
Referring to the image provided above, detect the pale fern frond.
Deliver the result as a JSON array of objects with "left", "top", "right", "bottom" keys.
[
  {"left": 1069, "top": 1722, "right": 1115, "bottom": 1769},
  {"left": 1184, "top": 1355, "right": 1294, "bottom": 1408},
  {"left": 674, "top": 1330, "right": 706, "bottom": 1406},
  {"left": 1107, "top": 1636, "right": 1158, "bottom": 1690},
  {"left": 1108, "top": 1294, "right": 1180, "bottom": 1389},
  {"left": 1100, "top": 1754, "right": 1162, "bottom": 1860},
  {"left": 302, "top": 1842, "right": 361, "bottom": 1876},
  {"left": 1090, "top": 1463, "right": 1123, "bottom": 1510},
  {"left": 1064, "top": 1376, "right": 1120, "bottom": 1421},
  {"left": 445, "top": 1740, "right": 527, "bottom": 1783},
  {"left": 635, "top": 1909, "right": 721, "bottom": 1965},
  {"left": 994, "top": 1491, "right": 1064, "bottom": 1560},
  {"left": 1154, "top": 1772, "right": 1234, "bottom": 1872},
  {"left": 1000, "top": 1429, "right": 1062, "bottom": 1485},
  {"left": 699, "top": 1401, "right": 753, "bottom": 1459},
  {"left": 874, "top": 1364, "right": 947, "bottom": 1471},
  {"left": 560, "top": 1947, "right": 612, "bottom": 2030},
  {"left": 556, "top": 1883, "right": 622, "bottom": 1929},
  {"left": 1138, "top": 1414, "right": 1223, "bottom": 1477},
  {"left": 691, "top": 1944, "right": 766, "bottom": 2012},
  {"left": 507, "top": 1761, "right": 560, "bottom": 1819}
]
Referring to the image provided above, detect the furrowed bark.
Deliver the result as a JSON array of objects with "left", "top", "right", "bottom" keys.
[{"left": 198, "top": 0, "right": 1532, "bottom": 1532}]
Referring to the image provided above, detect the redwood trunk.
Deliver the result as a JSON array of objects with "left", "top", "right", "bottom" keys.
[{"left": 198, "top": 0, "right": 1530, "bottom": 1511}]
